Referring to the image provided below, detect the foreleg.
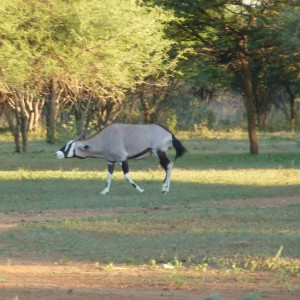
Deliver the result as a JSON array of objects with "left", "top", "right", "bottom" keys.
[
  {"left": 100, "top": 162, "right": 115, "bottom": 195},
  {"left": 121, "top": 160, "right": 144, "bottom": 193}
]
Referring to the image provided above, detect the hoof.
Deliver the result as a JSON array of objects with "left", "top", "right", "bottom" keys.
[{"left": 161, "top": 186, "right": 169, "bottom": 194}]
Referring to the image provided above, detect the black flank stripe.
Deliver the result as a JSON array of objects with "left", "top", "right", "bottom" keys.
[{"left": 128, "top": 148, "right": 151, "bottom": 159}]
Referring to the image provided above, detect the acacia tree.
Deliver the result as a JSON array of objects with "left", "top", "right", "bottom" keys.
[
  {"left": 150, "top": 0, "right": 298, "bottom": 154},
  {"left": 246, "top": 4, "right": 300, "bottom": 129},
  {"left": 0, "top": 0, "right": 175, "bottom": 149},
  {"left": 68, "top": 0, "right": 176, "bottom": 131},
  {"left": 271, "top": 7, "right": 299, "bottom": 127},
  {"left": 0, "top": 0, "right": 81, "bottom": 148}
]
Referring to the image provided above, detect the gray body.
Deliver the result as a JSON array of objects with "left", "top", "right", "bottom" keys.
[{"left": 56, "top": 123, "right": 186, "bottom": 194}]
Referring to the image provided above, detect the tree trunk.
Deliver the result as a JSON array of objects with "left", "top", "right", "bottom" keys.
[
  {"left": 12, "top": 125, "right": 21, "bottom": 152},
  {"left": 143, "top": 108, "right": 155, "bottom": 124},
  {"left": 284, "top": 84, "right": 296, "bottom": 129},
  {"left": 243, "top": 64, "right": 259, "bottom": 154},
  {"left": 257, "top": 111, "right": 268, "bottom": 131},
  {"left": 46, "top": 76, "right": 57, "bottom": 143},
  {"left": 74, "top": 98, "right": 92, "bottom": 135},
  {"left": 290, "top": 96, "right": 296, "bottom": 129},
  {"left": 13, "top": 92, "right": 29, "bottom": 152},
  {"left": 18, "top": 97, "right": 29, "bottom": 153},
  {"left": 255, "top": 87, "right": 271, "bottom": 131},
  {"left": 139, "top": 91, "right": 155, "bottom": 124},
  {"left": 4, "top": 101, "right": 21, "bottom": 152},
  {"left": 33, "top": 100, "right": 44, "bottom": 132},
  {"left": 237, "top": 36, "right": 259, "bottom": 154}
]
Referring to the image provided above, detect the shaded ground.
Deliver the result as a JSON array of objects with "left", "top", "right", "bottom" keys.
[
  {"left": 0, "top": 196, "right": 300, "bottom": 300},
  {"left": 1, "top": 196, "right": 300, "bottom": 232}
]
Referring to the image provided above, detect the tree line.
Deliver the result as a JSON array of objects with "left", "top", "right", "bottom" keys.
[{"left": 0, "top": 0, "right": 299, "bottom": 154}]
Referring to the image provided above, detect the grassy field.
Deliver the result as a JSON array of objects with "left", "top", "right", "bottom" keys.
[{"left": 0, "top": 130, "right": 300, "bottom": 299}]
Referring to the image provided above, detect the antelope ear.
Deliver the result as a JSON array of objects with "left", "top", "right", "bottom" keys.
[{"left": 78, "top": 144, "right": 90, "bottom": 151}]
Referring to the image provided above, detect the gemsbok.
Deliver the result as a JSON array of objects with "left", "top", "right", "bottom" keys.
[{"left": 55, "top": 123, "right": 187, "bottom": 194}]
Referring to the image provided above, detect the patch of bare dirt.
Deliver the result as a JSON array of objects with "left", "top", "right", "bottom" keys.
[
  {"left": 0, "top": 207, "right": 151, "bottom": 234},
  {"left": 1, "top": 262, "right": 300, "bottom": 300},
  {"left": 215, "top": 196, "right": 300, "bottom": 208},
  {"left": 0, "top": 196, "right": 299, "bottom": 299}
]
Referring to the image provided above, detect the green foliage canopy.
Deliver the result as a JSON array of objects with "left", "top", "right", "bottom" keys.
[
  {"left": 149, "top": 0, "right": 299, "bottom": 91},
  {"left": 0, "top": 0, "right": 175, "bottom": 96}
]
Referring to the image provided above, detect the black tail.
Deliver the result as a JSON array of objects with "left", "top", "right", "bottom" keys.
[{"left": 172, "top": 135, "right": 187, "bottom": 160}]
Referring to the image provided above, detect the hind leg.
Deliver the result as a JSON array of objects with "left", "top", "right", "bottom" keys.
[
  {"left": 121, "top": 160, "right": 144, "bottom": 193},
  {"left": 157, "top": 151, "right": 173, "bottom": 193},
  {"left": 101, "top": 161, "right": 114, "bottom": 195}
]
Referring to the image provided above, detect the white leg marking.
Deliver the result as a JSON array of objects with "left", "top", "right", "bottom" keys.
[
  {"left": 162, "top": 162, "right": 173, "bottom": 193},
  {"left": 124, "top": 173, "right": 144, "bottom": 193},
  {"left": 100, "top": 172, "right": 112, "bottom": 195}
]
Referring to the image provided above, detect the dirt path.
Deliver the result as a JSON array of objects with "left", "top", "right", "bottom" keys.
[
  {"left": 0, "top": 196, "right": 299, "bottom": 300},
  {"left": 1, "top": 262, "right": 300, "bottom": 300}
]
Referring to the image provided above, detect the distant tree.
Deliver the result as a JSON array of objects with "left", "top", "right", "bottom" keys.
[
  {"left": 149, "top": 0, "right": 298, "bottom": 154},
  {"left": 272, "top": 7, "right": 299, "bottom": 127},
  {"left": 248, "top": 4, "right": 300, "bottom": 129}
]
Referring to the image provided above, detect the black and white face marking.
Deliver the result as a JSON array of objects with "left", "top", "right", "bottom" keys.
[{"left": 55, "top": 140, "right": 75, "bottom": 159}]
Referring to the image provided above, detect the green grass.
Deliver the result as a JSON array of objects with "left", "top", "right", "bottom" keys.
[
  {"left": 3, "top": 205, "right": 299, "bottom": 263},
  {"left": 0, "top": 168, "right": 299, "bottom": 211},
  {"left": 0, "top": 131, "right": 300, "bottom": 276}
]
